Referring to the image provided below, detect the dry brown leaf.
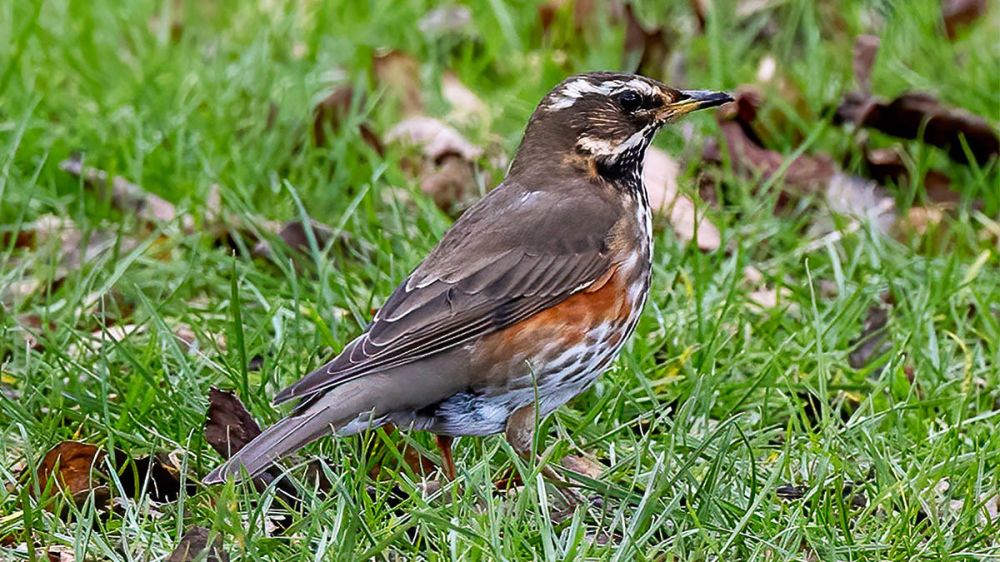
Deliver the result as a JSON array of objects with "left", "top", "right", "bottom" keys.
[
  {"left": 643, "top": 146, "right": 721, "bottom": 251},
  {"left": 2, "top": 279, "right": 43, "bottom": 307},
  {"left": 385, "top": 116, "right": 483, "bottom": 162},
  {"left": 710, "top": 90, "right": 837, "bottom": 195},
  {"left": 204, "top": 388, "right": 303, "bottom": 519},
  {"left": 420, "top": 154, "right": 478, "bottom": 212},
  {"left": 114, "top": 450, "right": 193, "bottom": 504},
  {"left": 418, "top": 4, "right": 472, "bottom": 35},
  {"left": 442, "top": 71, "right": 486, "bottom": 119},
  {"left": 742, "top": 266, "right": 795, "bottom": 312},
  {"left": 746, "top": 286, "right": 792, "bottom": 310},
  {"left": 825, "top": 172, "right": 896, "bottom": 234},
  {"left": 34, "top": 442, "right": 109, "bottom": 510},
  {"left": 46, "top": 545, "right": 76, "bottom": 562},
  {"left": 623, "top": 3, "right": 671, "bottom": 76},
  {"left": 59, "top": 157, "right": 182, "bottom": 226},
  {"left": 561, "top": 455, "right": 605, "bottom": 479},
  {"left": 166, "top": 527, "right": 229, "bottom": 562},
  {"left": 892, "top": 206, "right": 947, "bottom": 241},
  {"left": 251, "top": 218, "right": 335, "bottom": 258},
  {"left": 173, "top": 324, "right": 226, "bottom": 353},
  {"left": 848, "top": 293, "right": 892, "bottom": 371},
  {"left": 836, "top": 92, "right": 999, "bottom": 166},
  {"left": 312, "top": 86, "right": 384, "bottom": 154},
  {"left": 538, "top": 0, "right": 613, "bottom": 34},
  {"left": 852, "top": 35, "right": 880, "bottom": 95},
  {"left": 942, "top": 0, "right": 988, "bottom": 39},
  {"left": 373, "top": 50, "right": 423, "bottom": 116},
  {"left": 205, "top": 388, "right": 263, "bottom": 459}
]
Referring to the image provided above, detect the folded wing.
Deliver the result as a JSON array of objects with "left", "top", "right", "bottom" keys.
[{"left": 273, "top": 180, "right": 620, "bottom": 405}]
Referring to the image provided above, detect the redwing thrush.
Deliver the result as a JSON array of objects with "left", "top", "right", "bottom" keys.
[{"left": 204, "top": 72, "right": 731, "bottom": 486}]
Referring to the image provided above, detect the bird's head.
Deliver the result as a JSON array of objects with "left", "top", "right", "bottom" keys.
[{"left": 510, "top": 72, "right": 732, "bottom": 183}]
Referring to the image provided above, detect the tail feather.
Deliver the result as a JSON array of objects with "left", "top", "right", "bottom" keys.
[{"left": 203, "top": 406, "right": 333, "bottom": 485}]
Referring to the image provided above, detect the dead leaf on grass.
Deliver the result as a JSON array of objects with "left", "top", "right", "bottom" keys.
[
  {"left": 166, "top": 527, "right": 229, "bottom": 562},
  {"left": 848, "top": 292, "right": 893, "bottom": 371},
  {"left": 712, "top": 93, "right": 838, "bottom": 195},
  {"left": 442, "top": 71, "right": 486, "bottom": 119},
  {"left": 561, "top": 455, "right": 605, "bottom": 479},
  {"left": 643, "top": 146, "right": 721, "bottom": 251},
  {"left": 419, "top": 154, "right": 479, "bottom": 212},
  {"left": 45, "top": 545, "right": 76, "bottom": 562},
  {"left": 852, "top": 35, "right": 880, "bottom": 95},
  {"left": 115, "top": 451, "right": 194, "bottom": 504},
  {"left": 418, "top": 4, "right": 473, "bottom": 35},
  {"left": 34, "top": 442, "right": 109, "bottom": 510},
  {"left": 59, "top": 157, "right": 186, "bottom": 227},
  {"left": 204, "top": 388, "right": 303, "bottom": 521},
  {"left": 373, "top": 50, "right": 424, "bottom": 116},
  {"left": 385, "top": 116, "right": 483, "bottom": 162},
  {"left": 836, "top": 92, "right": 999, "bottom": 166},
  {"left": 623, "top": 3, "right": 671, "bottom": 77},
  {"left": 312, "top": 86, "right": 384, "bottom": 154},
  {"left": 942, "top": 0, "right": 988, "bottom": 39}
]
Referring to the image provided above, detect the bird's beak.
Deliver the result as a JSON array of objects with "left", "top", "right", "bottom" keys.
[{"left": 657, "top": 89, "right": 734, "bottom": 121}]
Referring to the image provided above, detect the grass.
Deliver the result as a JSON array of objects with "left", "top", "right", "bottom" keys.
[{"left": 1, "top": 0, "right": 999, "bottom": 560}]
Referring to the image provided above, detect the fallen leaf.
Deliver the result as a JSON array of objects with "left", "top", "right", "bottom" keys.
[
  {"left": 418, "top": 4, "right": 472, "bottom": 35},
  {"left": 251, "top": 219, "right": 336, "bottom": 259},
  {"left": 741, "top": 266, "right": 795, "bottom": 311},
  {"left": 14, "top": 313, "right": 52, "bottom": 351},
  {"left": 942, "top": 0, "right": 988, "bottom": 39},
  {"left": 205, "top": 388, "right": 263, "bottom": 459},
  {"left": 442, "top": 71, "right": 486, "bottom": 119},
  {"left": 538, "top": 0, "right": 611, "bottom": 34},
  {"left": 385, "top": 116, "right": 482, "bottom": 163},
  {"left": 204, "top": 388, "right": 303, "bottom": 519},
  {"left": 166, "top": 527, "right": 229, "bottom": 562},
  {"left": 711, "top": 90, "right": 837, "bottom": 195},
  {"left": 312, "top": 86, "right": 383, "bottom": 154},
  {"left": 892, "top": 205, "right": 950, "bottom": 247},
  {"left": 848, "top": 292, "right": 892, "bottom": 371},
  {"left": 419, "top": 154, "right": 478, "bottom": 213},
  {"left": 776, "top": 484, "right": 807, "bottom": 500},
  {"left": 115, "top": 451, "right": 194, "bottom": 504},
  {"left": 852, "top": 35, "right": 880, "bottom": 94},
  {"left": 836, "top": 92, "right": 999, "bottom": 166},
  {"left": 372, "top": 50, "right": 424, "bottom": 116},
  {"left": 643, "top": 146, "right": 721, "bottom": 251},
  {"left": 825, "top": 172, "right": 896, "bottom": 234},
  {"left": 561, "top": 455, "right": 605, "bottom": 479},
  {"left": 46, "top": 545, "right": 75, "bottom": 562},
  {"left": 59, "top": 157, "right": 183, "bottom": 226},
  {"left": 34, "top": 442, "right": 109, "bottom": 509},
  {"left": 623, "top": 3, "right": 671, "bottom": 76},
  {"left": 689, "top": 0, "right": 707, "bottom": 32}
]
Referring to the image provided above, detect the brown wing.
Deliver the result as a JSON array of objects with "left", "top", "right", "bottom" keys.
[{"left": 273, "top": 180, "right": 620, "bottom": 405}]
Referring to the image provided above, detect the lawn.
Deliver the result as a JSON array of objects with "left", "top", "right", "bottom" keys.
[{"left": 1, "top": 0, "right": 999, "bottom": 560}]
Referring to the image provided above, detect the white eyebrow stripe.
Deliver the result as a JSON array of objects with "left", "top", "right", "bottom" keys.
[
  {"left": 546, "top": 78, "right": 622, "bottom": 109},
  {"left": 546, "top": 77, "right": 658, "bottom": 110}
]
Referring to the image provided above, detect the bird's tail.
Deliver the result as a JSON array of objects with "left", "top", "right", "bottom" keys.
[
  {"left": 202, "top": 383, "right": 385, "bottom": 485},
  {"left": 202, "top": 406, "right": 329, "bottom": 484}
]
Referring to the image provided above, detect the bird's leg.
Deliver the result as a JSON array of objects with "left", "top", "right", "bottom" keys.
[
  {"left": 504, "top": 405, "right": 587, "bottom": 506},
  {"left": 434, "top": 434, "right": 457, "bottom": 481}
]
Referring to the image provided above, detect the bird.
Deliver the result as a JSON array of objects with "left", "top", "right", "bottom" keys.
[{"left": 203, "top": 72, "right": 732, "bottom": 489}]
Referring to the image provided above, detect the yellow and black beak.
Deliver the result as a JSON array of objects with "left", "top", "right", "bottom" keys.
[{"left": 658, "top": 89, "right": 733, "bottom": 121}]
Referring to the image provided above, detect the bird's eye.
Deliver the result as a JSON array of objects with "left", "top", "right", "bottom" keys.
[{"left": 616, "top": 90, "right": 642, "bottom": 112}]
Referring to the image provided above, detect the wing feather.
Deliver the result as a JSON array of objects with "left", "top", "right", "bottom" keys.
[{"left": 273, "top": 181, "right": 620, "bottom": 405}]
